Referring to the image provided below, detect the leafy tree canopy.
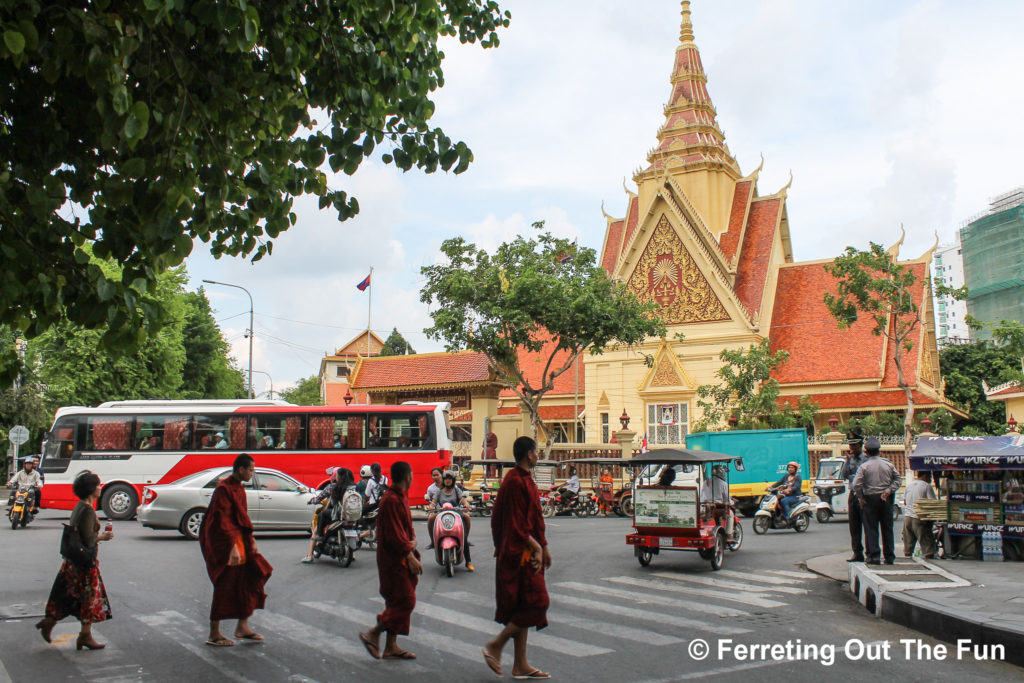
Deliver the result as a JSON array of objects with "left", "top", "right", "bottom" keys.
[
  {"left": 420, "top": 224, "right": 665, "bottom": 440},
  {"left": 693, "top": 339, "right": 818, "bottom": 432},
  {"left": 379, "top": 327, "right": 416, "bottom": 357},
  {"left": 940, "top": 339, "right": 1022, "bottom": 434},
  {"left": 0, "top": 0, "right": 510, "bottom": 383},
  {"left": 279, "top": 374, "right": 323, "bottom": 406}
]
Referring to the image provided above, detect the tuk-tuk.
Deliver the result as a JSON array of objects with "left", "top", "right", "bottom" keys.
[
  {"left": 625, "top": 448, "right": 744, "bottom": 571},
  {"left": 562, "top": 457, "right": 645, "bottom": 517},
  {"left": 461, "top": 459, "right": 558, "bottom": 516}
]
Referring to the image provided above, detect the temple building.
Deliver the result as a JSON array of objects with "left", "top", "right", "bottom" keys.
[{"left": 320, "top": 2, "right": 960, "bottom": 450}]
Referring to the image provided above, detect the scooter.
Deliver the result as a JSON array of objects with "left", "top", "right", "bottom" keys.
[
  {"left": 753, "top": 489, "right": 812, "bottom": 534},
  {"left": 433, "top": 502, "right": 466, "bottom": 577},
  {"left": 8, "top": 486, "right": 36, "bottom": 530},
  {"left": 313, "top": 490, "right": 364, "bottom": 567}
]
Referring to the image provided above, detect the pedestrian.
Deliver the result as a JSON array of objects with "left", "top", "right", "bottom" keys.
[
  {"left": 359, "top": 460, "right": 422, "bottom": 660},
  {"left": 199, "top": 454, "right": 273, "bottom": 647},
  {"left": 482, "top": 436, "right": 552, "bottom": 680},
  {"left": 35, "top": 471, "right": 113, "bottom": 650},
  {"left": 841, "top": 436, "right": 867, "bottom": 562},
  {"left": 902, "top": 470, "right": 938, "bottom": 559},
  {"left": 598, "top": 468, "right": 615, "bottom": 516},
  {"left": 852, "top": 437, "right": 902, "bottom": 565}
]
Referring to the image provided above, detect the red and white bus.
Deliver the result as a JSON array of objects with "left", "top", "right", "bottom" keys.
[{"left": 40, "top": 399, "right": 453, "bottom": 519}]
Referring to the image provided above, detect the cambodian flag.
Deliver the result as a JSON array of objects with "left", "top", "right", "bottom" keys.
[
  {"left": 356, "top": 272, "right": 371, "bottom": 291},
  {"left": 641, "top": 433, "right": 649, "bottom": 453}
]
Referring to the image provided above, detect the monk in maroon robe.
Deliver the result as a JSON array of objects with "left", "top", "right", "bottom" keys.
[
  {"left": 483, "top": 436, "right": 552, "bottom": 680},
  {"left": 199, "top": 453, "right": 273, "bottom": 647},
  {"left": 359, "top": 460, "right": 422, "bottom": 660}
]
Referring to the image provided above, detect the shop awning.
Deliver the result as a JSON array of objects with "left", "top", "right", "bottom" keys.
[{"left": 910, "top": 436, "right": 1024, "bottom": 470}]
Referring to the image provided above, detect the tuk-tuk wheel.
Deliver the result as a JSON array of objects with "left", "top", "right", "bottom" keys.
[
  {"left": 728, "top": 520, "right": 743, "bottom": 552},
  {"left": 637, "top": 549, "right": 653, "bottom": 567},
  {"left": 710, "top": 531, "right": 725, "bottom": 571},
  {"left": 816, "top": 508, "right": 832, "bottom": 524},
  {"left": 619, "top": 494, "right": 634, "bottom": 517}
]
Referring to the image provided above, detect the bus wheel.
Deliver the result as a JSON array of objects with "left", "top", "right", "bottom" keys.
[{"left": 102, "top": 484, "right": 138, "bottom": 521}]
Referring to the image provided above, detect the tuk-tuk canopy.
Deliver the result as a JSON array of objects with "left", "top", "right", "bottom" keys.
[
  {"left": 628, "top": 448, "right": 740, "bottom": 466},
  {"left": 463, "top": 459, "right": 559, "bottom": 468},
  {"left": 562, "top": 457, "right": 642, "bottom": 467}
]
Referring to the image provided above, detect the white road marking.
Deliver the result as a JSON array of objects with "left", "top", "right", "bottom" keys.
[
  {"left": 258, "top": 610, "right": 369, "bottom": 660},
  {"left": 550, "top": 594, "right": 750, "bottom": 635},
  {"left": 562, "top": 578, "right": 786, "bottom": 609},
  {"left": 135, "top": 611, "right": 249, "bottom": 683},
  {"left": 440, "top": 590, "right": 684, "bottom": 646},
  {"left": 368, "top": 596, "right": 613, "bottom": 657},
  {"left": 635, "top": 657, "right": 790, "bottom": 682},
  {"left": 555, "top": 581, "right": 750, "bottom": 618},
  {"left": 300, "top": 601, "right": 488, "bottom": 665},
  {"left": 644, "top": 572, "right": 808, "bottom": 594},
  {"left": 712, "top": 569, "right": 803, "bottom": 585},
  {"left": 0, "top": 657, "right": 11, "bottom": 683},
  {"left": 762, "top": 569, "right": 818, "bottom": 579}
]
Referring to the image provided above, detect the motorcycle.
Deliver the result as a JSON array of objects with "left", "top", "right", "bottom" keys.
[
  {"left": 467, "top": 489, "right": 494, "bottom": 517},
  {"left": 547, "top": 486, "right": 589, "bottom": 517},
  {"left": 8, "top": 486, "right": 36, "bottom": 530},
  {"left": 432, "top": 502, "right": 466, "bottom": 577},
  {"left": 311, "top": 491, "right": 374, "bottom": 567},
  {"left": 753, "top": 489, "right": 811, "bottom": 534}
]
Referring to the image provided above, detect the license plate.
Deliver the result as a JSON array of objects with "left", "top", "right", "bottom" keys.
[
  {"left": 658, "top": 537, "right": 675, "bottom": 548},
  {"left": 343, "top": 529, "right": 358, "bottom": 538}
]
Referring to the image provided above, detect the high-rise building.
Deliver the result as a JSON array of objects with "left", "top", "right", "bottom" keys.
[
  {"left": 932, "top": 237, "right": 968, "bottom": 346},
  {"left": 961, "top": 187, "right": 1024, "bottom": 340}
]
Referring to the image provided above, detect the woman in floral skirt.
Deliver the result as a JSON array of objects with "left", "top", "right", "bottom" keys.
[{"left": 35, "top": 471, "right": 113, "bottom": 650}]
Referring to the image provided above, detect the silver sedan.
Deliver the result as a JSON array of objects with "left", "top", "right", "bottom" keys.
[{"left": 137, "top": 466, "right": 316, "bottom": 539}]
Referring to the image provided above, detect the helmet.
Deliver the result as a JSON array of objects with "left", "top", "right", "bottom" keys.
[
  {"left": 442, "top": 471, "right": 456, "bottom": 483},
  {"left": 787, "top": 461, "right": 800, "bottom": 470},
  {"left": 359, "top": 465, "right": 372, "bottom": 478}
]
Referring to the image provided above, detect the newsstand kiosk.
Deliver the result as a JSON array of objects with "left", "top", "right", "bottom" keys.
[{"left": 910, "top": 436, "right": 1024, "bottom": 561}]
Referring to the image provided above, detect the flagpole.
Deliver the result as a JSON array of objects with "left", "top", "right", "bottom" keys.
[{"left": 366, "top": 267, "right": 373, "bottom": 356}]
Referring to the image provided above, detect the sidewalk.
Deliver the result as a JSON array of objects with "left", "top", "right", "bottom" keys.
[{"left": 807, "top": 551, "right": 1024, "bottom": 667}]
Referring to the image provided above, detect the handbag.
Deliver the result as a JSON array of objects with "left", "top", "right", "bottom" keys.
[{"left": 60, "top": 523, "right": 97, "bottom": 568}]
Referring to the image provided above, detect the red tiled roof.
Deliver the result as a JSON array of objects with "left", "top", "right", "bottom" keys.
[
  {"left": 352, "top": 352, "right": 491, "bottom": 389},
  {"left": 733, "top": 197, "right": 781, "bottom": 316},
  {"left": 601, "top": 219, "right": 625, "bottom": 274},
  {"left": 778, "top": 390, "right": 946, "bottom": 411},
  {"left": 770, "top": 263, "right": 886, "bottom": 383},
  {"left": 718, "top": 179, "right": 754, "bottom": 262},
  {"left": 620, "top": 196, "right": 640, "bottom": 256},
  {"left": 988, "top": 383, "right": 1024, "bottom": 399}
]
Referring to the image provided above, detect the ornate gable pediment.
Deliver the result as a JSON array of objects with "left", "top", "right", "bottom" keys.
[
  {"left": 639, "top": 340, "right": 697, "bottom": 393},
  {"left": 626, "top": 214, "right": 730, "bottom": 325}
]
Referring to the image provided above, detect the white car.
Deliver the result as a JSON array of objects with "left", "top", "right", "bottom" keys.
[{"left": 138, "top": 467, "right": 315, "bottom": 539}]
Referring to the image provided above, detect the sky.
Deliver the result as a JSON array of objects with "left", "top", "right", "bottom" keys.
[{"left": 185, "top": 0, "right": 1024, "bottom": 398}]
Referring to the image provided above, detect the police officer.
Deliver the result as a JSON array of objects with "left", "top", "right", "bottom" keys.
[
  {"left": 840, "top": 436, "right": 867, "bottom": 562},
  {"left": 852, "top": 437, "right": 902, "bottom": 565}
]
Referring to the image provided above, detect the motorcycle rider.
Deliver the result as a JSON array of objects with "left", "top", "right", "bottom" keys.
[
  {"left": 700, "top": 464, "right": 730, "bottom": 524},
  {"left": 770, "top": 462, "right": 803, "bottom": 523},
  {"left": 7, "top": 457, "right": 42, "bottom": 513},
  {"left": 553, "top": 466, "right": 581, "bottom": 509},
  {"left": 301, "top": 467, "right": 341, "bottom": 563},
  {"left": 424, "top": 467, "right": 444, "bottom": 550},
  {"left": 428, "top": 471, "right": 474, "bottom": 571}
]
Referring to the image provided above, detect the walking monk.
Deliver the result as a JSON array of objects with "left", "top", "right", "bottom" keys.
[
  {"left": 199, "top": 453, "right": 273, "bottom": 647},
  {"left": 483, "top": 436, "right": 552, "bottom": 680},
  {"left": 359, "top": 460, "right": 422, "bottom": 660}
]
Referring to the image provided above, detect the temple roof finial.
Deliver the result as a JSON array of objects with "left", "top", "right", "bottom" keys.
[{"left": 680, "top": 1, "right": 695, "bottom": 44}]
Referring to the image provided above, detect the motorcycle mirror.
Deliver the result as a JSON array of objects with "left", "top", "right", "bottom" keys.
[{"left": 734, "top": 459, "right": 745, "bottom": 472}]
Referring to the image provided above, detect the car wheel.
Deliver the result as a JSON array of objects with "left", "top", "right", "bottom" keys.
[
  {"left": 180, "top": 508, "right": 206, "bottom": 540},
  {"left": 102, "top": 484, "right": 138, "bottom": 521}
]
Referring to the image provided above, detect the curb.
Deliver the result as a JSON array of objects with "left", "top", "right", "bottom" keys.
[{"left": 881, "top": 591, "right": 1024, "bottom": 668}]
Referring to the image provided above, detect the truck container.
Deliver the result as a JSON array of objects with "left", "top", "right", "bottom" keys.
[{"left": 685, "top": 428, "right": 810, "bottom": 516}]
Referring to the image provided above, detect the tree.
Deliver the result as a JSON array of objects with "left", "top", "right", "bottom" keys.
[
  {"left": 279, "top": 375, "right": 323, "bottom": 406},
  {"left": 940, "top": 336, "right": 1023, "bottom": 434},
  {"left": 379, "top": 327, "right": 416, "bottom": 357},
  {"left": 180, "top": 289, "right": 246, "bottom": 400},
  {"left": 693, "top": 339, "right": 818, "bottom": 432},
  {"left": 420, "top": 224, "right": 665, "bottom": 443},
  {"left": 0, "top": 1, "right": 510, "bottom": 383},
  {"left": 824, "top": 242, "right": 965, "bottom": 454}
]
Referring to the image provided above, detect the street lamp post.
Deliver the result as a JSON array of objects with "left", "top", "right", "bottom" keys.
[
  {"left": 251, "top": 370, "right": 274, "bottom": 399},
  {"left": 202, "top": 279, "right": 254, "bottom": 399}
]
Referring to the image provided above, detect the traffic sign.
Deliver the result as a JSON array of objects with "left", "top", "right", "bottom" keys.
[{"left": 8, "top": 425, "right": 29, "bottom": 445}]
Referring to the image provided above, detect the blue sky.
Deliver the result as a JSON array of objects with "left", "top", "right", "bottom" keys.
[{"left": 186, "top": 0, "right": 1024, "bottom": 397}]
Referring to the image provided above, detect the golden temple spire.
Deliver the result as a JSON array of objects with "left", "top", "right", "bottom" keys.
[{"left": 679, "top": 1, "right": 695, "bottom": 45}]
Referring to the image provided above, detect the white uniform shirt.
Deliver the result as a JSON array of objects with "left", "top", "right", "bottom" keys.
[{"left": 566, "top": 474, "right": 580, "bottom": 493}]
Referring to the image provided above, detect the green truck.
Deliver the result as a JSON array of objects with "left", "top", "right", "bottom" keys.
[{"left": 685, "top": 428, "right": 810, "bottom": 516}]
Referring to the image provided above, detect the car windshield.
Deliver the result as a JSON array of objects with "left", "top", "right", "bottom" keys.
[{"left": 817, "top": 461, "right": 843, "bottom": 479}]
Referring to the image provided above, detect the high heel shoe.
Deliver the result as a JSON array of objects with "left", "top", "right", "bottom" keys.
[
  {"left": 35, "top": 618, "right": 54, "bottom": 644},
  {"left": 76, "top": 633, "right": 105, "bottom": 650}
]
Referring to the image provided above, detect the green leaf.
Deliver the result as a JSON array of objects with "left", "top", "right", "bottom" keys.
[
  {"left": 3, "top": 30, "right": 25, "bottom": 55},
  {"left": 123, "top": 101, "right": 150, "bottom": 141}
]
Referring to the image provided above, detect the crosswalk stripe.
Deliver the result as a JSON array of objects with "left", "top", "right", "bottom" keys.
[
  {"left": 712, "top": 569, "right": 802, "bottom": 585},
  {"left": 762, "top": 569, "right": 818, "bottom": 579},
  {"left": 258, "top": 610, "right": 371, "bottom": 661},
  {"left": 135, "top": 611, "right": 250, "bottom": 683},
  {"left": 300, "top": 601, "right": 491, "bottom": 666},
  {"left": 562, "top": 578, "right": 786, "bottom": 610},
  {"left": 368, "top": 596, "right": 613, "bottom": 657},
  {"left": 555, "top": 581, "right": 749, "bottom": 618},
  {"left": 550, "top": 595, "right": 749, "bottom": 636},
  {"left": 439, "top": 591, "right": 683, "bottom": 646},
  {"left": 644, "top": 572, "right": 807, "bottom": 595}
]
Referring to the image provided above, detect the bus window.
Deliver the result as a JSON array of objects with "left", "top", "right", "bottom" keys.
[
  {"left": 135, "top": 416, "right": 169, "bottom": 450},
  {"left": 42, "top": 417, "right": 79, "bottom": 472},
  {"left": 368, "top": 412, "right": 433, "bottom": 450},
  {"left": 309, "top": 415, "right": 363, "bottom": 449},
  {"left": 249, "top": 415, "right": 302, "bottom": 450},
  {"left": 195, "top": 415, "right": 230, "bottom": 450},
  {"left": 87, "top": 417, "right": 131, "bottom": 451}
]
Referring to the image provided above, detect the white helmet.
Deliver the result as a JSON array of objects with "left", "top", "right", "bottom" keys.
[{"left": 359, "top": 465, "right": 372, "bottom": 478}]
